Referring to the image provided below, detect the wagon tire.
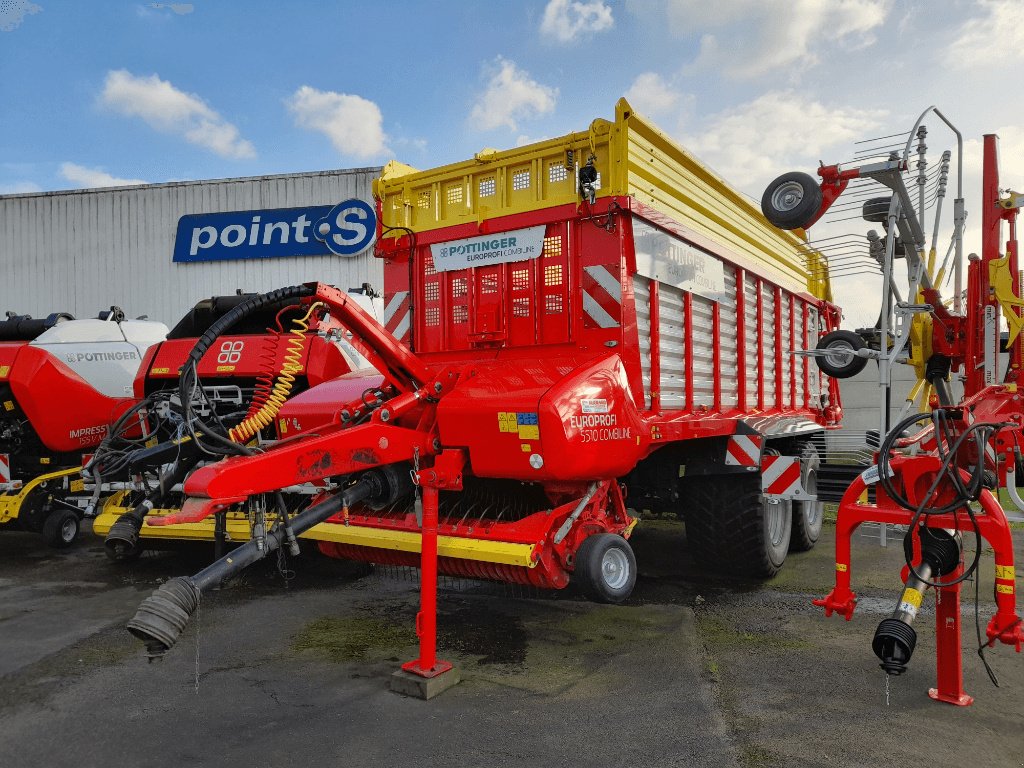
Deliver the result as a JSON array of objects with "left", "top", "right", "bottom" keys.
[
  {"left": 572, "top": 533, "right": 637, "bottom": 604},
  {"left": 683, "top": 474, "right": 791, "bottom": 578},
  {"left": 790, "top": 443, "right": 823, "bottom": 552},
  {"left": 42, "top": 509, "right": 80, "bottom": 548},
  {"left": 815, "top": 329, "right": 868, "bottom": 379},
  {"left": 761, "top": 172, "right": 823, "bottom": 230}
]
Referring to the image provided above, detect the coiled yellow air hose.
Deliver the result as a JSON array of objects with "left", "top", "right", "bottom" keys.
[{"left": 228, "top": 302, "right": 325, "bottom": 443}]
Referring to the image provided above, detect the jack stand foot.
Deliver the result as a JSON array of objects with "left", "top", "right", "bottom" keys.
[
  {"left": 390, "top": 666, "right": 461, "bottom": 700},
  {"left": 928, "top": 688, "right": 974, "bottom": 707}
]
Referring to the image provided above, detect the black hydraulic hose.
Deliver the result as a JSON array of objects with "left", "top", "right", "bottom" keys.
[
  {"left": 104, "top": 454, "right": 202, "bottom": 559},
  {"left": 175, "top": 285, "right": 316, "bottom": 457},
  {"left": 127, "top": 474, "right": 379, "bottom": 657}
]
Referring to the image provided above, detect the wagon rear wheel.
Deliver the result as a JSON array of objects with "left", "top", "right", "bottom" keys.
[
  {"left": 790, "top": 443, "right": 823, "bottom": 552},
  {"left": 682, "top": 474, "right": 791, "bottom": 578}
]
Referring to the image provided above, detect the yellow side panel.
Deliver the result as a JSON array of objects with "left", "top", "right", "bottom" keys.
[{"left": 374, "top": 98, "right": 829, "bottom": 301}]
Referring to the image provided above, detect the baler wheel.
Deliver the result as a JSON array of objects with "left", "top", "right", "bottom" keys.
[
  {"left": 42, "top": 509, "right": 79, "bottom": 548},
  {"left": 790, "top": 443, "right": 823, "bottom": 552},
  {"left": 682, "top": 475, "right": 791, "bottom": 578},
  {"left": 572, "top": 533, "right": 636, "bottom": 604}
]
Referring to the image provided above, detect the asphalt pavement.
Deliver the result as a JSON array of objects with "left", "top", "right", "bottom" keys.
[{"left": 0, "top": 518, "right": 1022, "bottom": 768}]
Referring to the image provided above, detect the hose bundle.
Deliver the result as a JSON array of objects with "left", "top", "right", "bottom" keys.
[{"left": 228, "top": 302, "right": 324, "bottom": 443}]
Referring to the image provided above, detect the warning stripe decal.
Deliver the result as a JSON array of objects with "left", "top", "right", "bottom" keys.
[
  {"left": 383, "top": 291, "right": 411, "bottom": 343},
  {"left": 725, "top": 434, "right": 762, "bottom": 466},
  {"left": 582, "top": 264, "right": 621, "bottom": 329},
  {"left": 761, "top": 456, "right": 802, "bottom": 496},
  {"left": 0, "top": 453, "right": 9, "bottom": 484}
]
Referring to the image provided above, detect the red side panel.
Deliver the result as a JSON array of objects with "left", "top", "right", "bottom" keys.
[
  {"left": 0, "top": 343, "right": 24, "bottom": 380},
  {"left": 275, "top": 369, "right": 386, "bottom": 437},
  {"left": 143, "top": 334, "right": 351, "bottom": 384},
  {"left": 437, "top": 353, "right": 648, "bottom": 481},
  {"left": 8, "top": 346, "right": 137, "bottom": 452}
]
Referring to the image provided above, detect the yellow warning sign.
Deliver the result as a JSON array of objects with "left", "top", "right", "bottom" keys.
[
  {"left": 517, "top": 424, "right": 539, "bottom": 440},
  {"left": 997, "top": 584, "right": 1015, "bottom": 595},
  {"left": 216, "top": 365, "right": 236, "bottom": 373},
  {"left": 0, "top": 366, "right": 9, "bottom": 378},
  {"left": 497, "top": 412, "right": 517, "bottom": 433},
  {"left": 151, "top": 367, "right": 170, "bottom": 374},
  {"left": 835, "top": 563, "right": 848, "bottom": 572},
  {"left": 70, "top": 479, "right": 85, "bottom": 493},
  {"left": 3, "top": 401, "right": 14, "bottom": 412},
  {"left": 900, "top": 588, "right": 924, "bottom": 609},
  {"left": 521, "top": 443, "right": 532, "bottom": 452},
  {"left": 995, "top": 565, "right": 1016, "bottom": 580}
]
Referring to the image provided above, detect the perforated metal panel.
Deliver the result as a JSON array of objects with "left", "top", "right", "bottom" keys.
[
  {"left": 761, "top": 284, "right": 777, "bottom": 408},
  {"left": 633, "top": 275, "right": 653, "bottom": 410},
  {"left": 658, "top": 284, "right": 687, "bottom": 410},
  {"left": 719, "top": 266, "right": 739, "bottom": 408}
]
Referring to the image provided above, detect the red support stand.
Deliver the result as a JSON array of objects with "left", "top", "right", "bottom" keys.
[
  {"left": 929, "top": 568, "right": 973, "bottom": 706},
  {"left": 401, "top": 483, "right": 453, "bottom": 679},
  {"left": 817, "top": 458, "right": 1023, "bottom": 706},
  {"left": 391, "top": 450, "right": 463, "bottom": 699}
]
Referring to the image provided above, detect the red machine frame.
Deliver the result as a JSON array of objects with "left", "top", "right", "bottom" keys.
[{"left": 811, "top": 133, "right": 1024, "bottom": 705}]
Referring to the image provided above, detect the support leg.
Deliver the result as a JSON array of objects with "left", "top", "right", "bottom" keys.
[{"left": 929, "top": 570, "right": 973, "bottom": 706}]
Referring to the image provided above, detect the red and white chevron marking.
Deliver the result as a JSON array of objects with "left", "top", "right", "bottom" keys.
[
  {"left": 581, "top": 264, "right": 621, "bottom": 329},
  {"left": 761, "top": 455, "right": 803, "bottom": 496},
  {"left": 383, "top": 290, "right": 411, "bottom": 344},
  {"left": 725, "top": 434, "right": 762, "bottom": 466},
  {"left": 0, "top": 453, "right": 10, "bottom": 485}
]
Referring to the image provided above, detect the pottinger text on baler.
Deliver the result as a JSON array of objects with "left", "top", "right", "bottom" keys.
[
  {"left": 127, "top": 99, "right": 847, "bottom": 689},
  {"left": 762, "top": 106, "right": 1024, "bottom": 705}
]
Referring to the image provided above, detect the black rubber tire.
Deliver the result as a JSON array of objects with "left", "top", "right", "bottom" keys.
[
  {"left": 572, "top": 533, "right": 637, "bottom": 604},
  {"left": 42, "top": 509, "right": 80, "bottom": 548},
  {"left": 862, "top": 196, "right": 893, "bottom": 223},
  {"left": 815, "top": 330, "right": 868, "bottom": 379},
  {"left": 761, "top": 172, "right": 823, "bottom": 230},
  {"left": 790, "top": 443, "right": 823, "bottom": 552},
  {"left": 682, "top": 474, "right": 791, "bottom": 578}
]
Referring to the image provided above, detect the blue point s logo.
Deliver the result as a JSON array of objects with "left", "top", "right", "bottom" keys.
[{"left": 314, "top": 199, "right": 377, "bottom": 256}]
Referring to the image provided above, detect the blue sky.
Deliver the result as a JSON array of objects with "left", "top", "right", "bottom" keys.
[{"left": 3, "top": 1, "right": 1024, "bottom": 324}]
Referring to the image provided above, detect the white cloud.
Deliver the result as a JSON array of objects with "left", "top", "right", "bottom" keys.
[
  {"left": 949, "top": 1, "right": 1024, "bottom": 68},
  {"left": 540, "top": 0, "right": 613, "bottom": 42},
  {"left": 0, "top": 0, "right": 41, "bottom": 32},
  {"left": 625, "top": 72, "right": 685, "bottom": 118},
  {"left": 59, "top": 163, "right": 147, "bottom": 188},
  {"left": 682, "top": 91, "right": 886, "bottom": 194},
  {"left": 470, "top": 58, "right": 558, "bottom": 132},
  {"left": 662, "top": 0, "right": 891, "bottom": 79},
  {"left": 0, "top": 181, "right": 42, "bottom": 194},
  {"left": 100, "top": 70, "right": 255, "bottom": 159},
  {"left": 287, "top": 86, "right": 389, "bottom": 160}
]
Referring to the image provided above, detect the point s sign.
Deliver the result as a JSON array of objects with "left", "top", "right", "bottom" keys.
[{"left": 172, "top": 199, "right": 376, "bottom": 262}]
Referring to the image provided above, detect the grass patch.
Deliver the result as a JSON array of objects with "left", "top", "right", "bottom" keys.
[
  {"left": 292, "top": 616, "right": 415, "bottom": 662},
  {"left": 695, "top": 613, "right": 813, "bottom": 651}
]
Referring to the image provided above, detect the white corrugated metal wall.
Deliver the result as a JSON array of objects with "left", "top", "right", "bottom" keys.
[{"left": 0, "top": 168, "right": 382, "bottom": 325}]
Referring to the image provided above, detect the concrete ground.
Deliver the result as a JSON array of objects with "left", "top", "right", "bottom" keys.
[{"left": 1, "top": 518, "right": 1022, "bottom": 768}]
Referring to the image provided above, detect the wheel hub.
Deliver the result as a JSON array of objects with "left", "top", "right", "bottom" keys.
[
  {"left": 600, "top": 548, "right": 630, "bottom": 590},
  {"left": 772, "top": 181, "right": 804, "bottom": 212}
]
